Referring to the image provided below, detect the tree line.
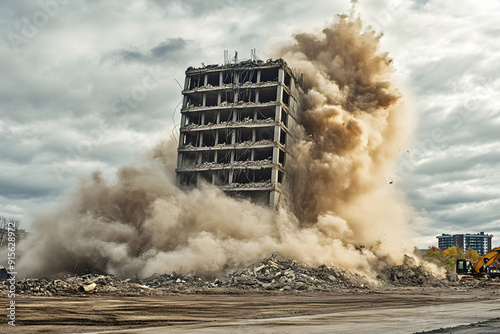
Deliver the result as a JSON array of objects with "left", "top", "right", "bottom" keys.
[
  {"left": 423, "top": 245, "right": 480, "bottom": 272},
  {"left": 0, "top": 216, "right": 22, "bottom": 248}
]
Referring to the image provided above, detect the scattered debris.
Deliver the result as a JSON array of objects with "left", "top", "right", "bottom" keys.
[{"left": 0, "top": 253, "right": 486, "bottom": 297}]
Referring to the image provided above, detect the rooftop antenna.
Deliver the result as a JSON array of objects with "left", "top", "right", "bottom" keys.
[
  {"left": 251, "top": 48, "right": 257, "bottom": 61},
  {"left": 234, "top": 51, "right": 238, "bottom": 64}
]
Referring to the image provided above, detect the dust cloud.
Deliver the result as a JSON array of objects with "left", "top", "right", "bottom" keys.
[{"left": 17, "top": 12, "right": 415, "bottom": 279}]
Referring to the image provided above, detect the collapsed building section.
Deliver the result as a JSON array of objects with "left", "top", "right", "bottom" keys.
[{"left": 176, "top": 59, "right": 303, "bottom": 208}]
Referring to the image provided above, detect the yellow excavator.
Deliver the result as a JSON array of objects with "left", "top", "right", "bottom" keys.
[{"left": 456, "top": 247, "right": 500, "bottom": 278}]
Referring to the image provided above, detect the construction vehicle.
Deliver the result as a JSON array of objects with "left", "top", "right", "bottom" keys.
[{"left": 456, "top": 247, "right": 500, "bottom": 278}]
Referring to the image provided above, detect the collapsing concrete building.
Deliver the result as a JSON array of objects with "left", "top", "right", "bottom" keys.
[{"left": 176, "top": 58, "right": 303, "bottom": 208}]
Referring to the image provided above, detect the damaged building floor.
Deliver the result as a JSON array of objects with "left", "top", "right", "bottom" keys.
[{"left": 2, "top": 286, "right": 500, "bottom": 333}]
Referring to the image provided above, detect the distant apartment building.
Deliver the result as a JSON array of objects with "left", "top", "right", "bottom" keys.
[{"left": 437, "top": 232, "right": 492, "bottom": 256}]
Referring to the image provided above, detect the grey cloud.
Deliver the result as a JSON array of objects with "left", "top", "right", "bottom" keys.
[
  {"left": 0, "top": 170, "right": 62, "bottom": 199},
  {"left": 411, "top": 55, "right": 482, "bottom": 94},
  {"left": 151, "top": 38, "right": 186, "bottom": 58},
  {"left": 415, "top": 150, "right": 500, "bottom": 176},
  {"left": 109, "top": 37, "right": 188, "bottom": 64}
]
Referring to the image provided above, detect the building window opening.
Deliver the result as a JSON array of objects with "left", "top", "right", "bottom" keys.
[
  {"left": 279, "top": 149, "right": 285, "bottom": 166},
  {"left": 260, "top": 68, "right": 279, "bottom": 82},
  {"left": 182, "top": 152, "right": 198, "bottom": 167},
  {"left": 217, "top": 129, "right": 233, "bottom": 145},
  {"left": 280, "top": 110, "right": 288, "bottom": 127},
  {"left": 213, "top": 170, "right": 229, "bottom": 185},
  {"left": 186, "top": 113, "right": 201, "bottom": 125},
  {"left": 239, "top": 69, "right": 257, "bottom": 84},
  {"left": 206, "top": 72, "right": 219, "bottom": 86},
  {"left": 279, "top": 129, "right": 286, "bottom": 145},
  {"left": 217, "top": 150, "right": 231, "bottom": 164},
  {"left": 187, "top": 94, "right": 202, "bottom": 107},
  {"left": 201, "top": 151, "right": 215, "bottom": 163},
  {"left": 202, "top": 132, "right": 216, "bottom": 146},
  {"left": 222, "top": 70, "right": 233, "bottom": 85},
  {"left": 258, "top": 87, "right": 277, "bottom": 103},
  {"left": 204, "top": 110, "right": 218, "bottom": 125},
  {"left": 189, "top": 74, "right": 202, "bottom": 90},
  {"left": 234, "top": 149, "right": 251, "bottom": 162},
  {"left": 254, "top": 168, "right": 272, "bottom": 182},
  {"left": 282, "top": 91, "right": 290, "bottom": 106},
  {"left": 219, "top": 109, "right": 233, "bottom": 123},
  {"left": 220, "top": 91, "right": 234, "bottom": 105},
  {"left": 182, "top": 133, "right": 198, "bottom": 146},
  {"left": 205, "top": 92, "right": 218, "bottom": 107},
  {"left": 256, "top": 107, "right": 275, "bottom": 120},
  {"left": 278, "top": 171, "right": 284, "bottom": 183},
  {"left": 181, "top": 172, "right": 197, "bottom": 186},
  {"left": 284, "top": 72, "right": 291, "bottom": 87},
  {"left": 238, "top": 89, "right": 256, "bottom": 103},
  {"left": 256, "top": 127, "right": 274, "bottom": 141},
  {"left": 254, "top": 147, "right": 273, "bottom": 161},
  {"left": 237, "top": 128, "right": 253, "bottom": 142},
  {"left": 237, "top": 109, "right": 254, "bottom": 122}
]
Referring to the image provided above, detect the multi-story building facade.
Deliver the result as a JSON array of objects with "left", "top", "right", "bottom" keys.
[
  {"left": 176, "top": 58, "right": 303, "bottom": 208},
  {"left": 437, "top": 232, "right": 493, "bottom": 256}
]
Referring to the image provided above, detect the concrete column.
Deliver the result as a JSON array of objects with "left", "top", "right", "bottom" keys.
[
  {"left": 274, "top": 105, "right": 281, "bottom": 123},
  {"left": 256, "top": 70, "right": 261, "bottom": 83},
  {"left": 204, "top": 74, "right": 208, "bottom": 86},
  {"left": 176, "top": 173, "right": 182, "bottom": 187},
  {"left": 177, "top": 152, "right": 183, "bottom": 169},
  {"left": 234, "top": 71, "right": 239, "bottom": 86},
  {"left": 276, "top": 85, "right": 283, "bottom": 104},
  {"left": 201, "top": 112, "right": 205, "bottom": 125},
  {"left": 272, "top": 145, "right": 279, "bottom": 164},
  {"left": 269, "top": 190, "right": 280, "bottom": 209},
  {"left": 219, "top": 71, "right": 223, "bottom": 86},
  {"left": 180, "top": 113, "right": 187, "bottom": 127},
  {"left": 217, "top": 92, "right": 221, "bottom": 106},
  {"left": 255, "top": 89, "right": 260, "bottom": 103},
  {"left": 202, "top": 93, "right": 206, "bottom": 107},
  {"left": 277, "top": 68, "right": 285, "bottom": 84}
]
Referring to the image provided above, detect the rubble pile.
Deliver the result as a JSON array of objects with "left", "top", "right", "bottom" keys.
[
  {"left": 6, "top": 274, "right": 148, "bottom": 296},
  {"left": 216, "top": 253, "right": 373, "bottom": 292},
  {"left": 381, "top": 255, "right": 445, "bottom": 287},
  {"left": 1, "top": 253, "right": 454, "bottom": 296}
]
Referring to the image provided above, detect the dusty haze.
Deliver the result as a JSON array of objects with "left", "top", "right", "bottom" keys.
[{"left": 17, "top": 12, "right": 415, "bottom": 279}]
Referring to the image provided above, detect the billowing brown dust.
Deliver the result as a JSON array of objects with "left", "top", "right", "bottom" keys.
[{"left": 17, "top": 13, "right": 414, "bottom": 279}]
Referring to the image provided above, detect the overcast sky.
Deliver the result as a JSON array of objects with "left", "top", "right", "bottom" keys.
[{"left": 0, "top": 0, "right": 499, "bottom": 248}]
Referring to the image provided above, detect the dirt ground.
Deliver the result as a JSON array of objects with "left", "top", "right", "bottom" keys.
[{"left": 2, "top": 285, "right": 500, "bottom": 333}]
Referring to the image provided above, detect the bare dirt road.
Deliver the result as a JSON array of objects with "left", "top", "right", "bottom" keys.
[{"left": 2, "top": 286, "right": 500, "bottom": 333}]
